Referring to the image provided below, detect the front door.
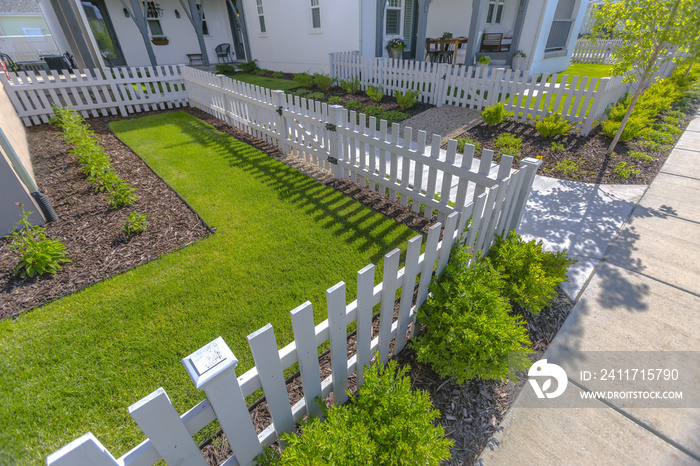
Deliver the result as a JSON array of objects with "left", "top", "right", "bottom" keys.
[
  {"left": 226, "top": 0, "right": 246, "bottom": 60},
  {"left": 81, "top": 0, "right": 126, "bottom": 66}
]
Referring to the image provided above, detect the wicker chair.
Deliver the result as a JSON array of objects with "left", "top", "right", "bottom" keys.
[{"left": 215, "top": 43, "right": 232, "bottom": 63}]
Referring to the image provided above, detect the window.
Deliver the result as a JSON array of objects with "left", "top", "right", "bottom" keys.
[
  {"left": 310, "top": 0, "right": 321, "bottom": 29},
  {"left": 256, "top": 0, "right": 266, "bottom": 33},
  {"left": 403, "top": 0, "right": 414, "bottom": 50},
  {"left": 145, "top": 1, "right": 164, "bottom": 36},
  {"left": 148, "top": 19, "right": 163, "bottom": 36},
  {"left": 486, "top": 0, "right": 504, "bottom": 24},
  {"left": 196, "top": 4, "right": 209, "bottom": 35},
  {"left": 385, "top": 0, "right": 401, "bottom": 36}
]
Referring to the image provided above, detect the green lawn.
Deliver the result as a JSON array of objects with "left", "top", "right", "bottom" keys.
[
  {"left": 0, "top": 112, "right": 416, "bottom": 465},
  {"left": 230, "top": 73, "right": 299, "bottom": 91}
]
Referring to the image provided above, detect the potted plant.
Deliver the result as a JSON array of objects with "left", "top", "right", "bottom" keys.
[
  {"left": 512, "top": 50, "right": 527, "bottom": 72},
  {"left": 476, "top": 54, "right": 491, "bottom": 69},
  {"left": 386, "top": 38, "right": 406, "bottom": 60},
  {"left": 151, "top": 36, "right": 169, "bottom": 46},
  {"left": 442, "top": 32, "right": 453, "bottom": 38}
]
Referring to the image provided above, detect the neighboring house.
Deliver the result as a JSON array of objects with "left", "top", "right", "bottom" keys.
[{"left": 0, "top": 0, "right": 61, "bottom": 61}]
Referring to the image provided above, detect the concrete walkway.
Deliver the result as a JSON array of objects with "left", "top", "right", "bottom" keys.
[{"left": 478, "top": 112, "right": 700, "bottom": 464}]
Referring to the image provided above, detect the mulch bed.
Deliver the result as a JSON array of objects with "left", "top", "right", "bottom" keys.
[
  {"left": 445, "top": 104, "right": 699, "bottom": 185},
  {"left": 0, "top": 112, "right": 211, "bottom": 320}
]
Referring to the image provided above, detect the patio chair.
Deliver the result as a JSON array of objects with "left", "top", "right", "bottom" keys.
[
  {"left": 215, "top": 43, "right": 232, "bottom": 63},
  {"left": 41, "top": 54, "right": 71, "bottom": 72}
]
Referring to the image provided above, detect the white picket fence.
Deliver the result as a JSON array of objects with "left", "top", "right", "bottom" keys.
[
  {"left": 571, "top": 39, "right": 624, "bottom": 64},
  {"left": 0, "top": 65, "right": 187, "bottom": 126},
  {"left": 46, "top": 66, "right": 543, "bottom": 466}
]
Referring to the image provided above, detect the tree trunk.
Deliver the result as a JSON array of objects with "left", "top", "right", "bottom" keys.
[{"left": 606, "top": 77, "right": 647, "bottom": 154}]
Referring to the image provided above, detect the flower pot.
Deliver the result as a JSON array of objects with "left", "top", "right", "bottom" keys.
[
  {"left": 151, "top": 38, "right": 169, "bottom": 46},
  {"left": 512, "top": 56, "right": 524, "bottom": 71},
  {"left": 388, "top": 47, "right": 402, "bottom": 60}
]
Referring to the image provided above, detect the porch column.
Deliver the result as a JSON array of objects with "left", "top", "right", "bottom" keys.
[
  {"left": 510, "top": 0, "right": 529, "bottom": 62},
  {"left": 464, "top": 0, "right": 484, "bottom": 66},
  {"left": 415, "top": 0, "right": 430, "bottom": 61},
  {"left": 375, "top": 0, "right": 385, "bottom": 57}
]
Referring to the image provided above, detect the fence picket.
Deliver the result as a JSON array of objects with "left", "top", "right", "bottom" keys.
[
  {"left": 394, "top": 235, "right": 423, "bottom": 353},
  {"left": 327, "top": 282, "right": 349, "bottom": 404},
  {"left": 290, "top": 301, "right": 323, "bottom": 420},
  {"left": 356, "top": 264, "right": 375, "bottom": 386},
  {"left": 378, "top": 249, "right": 401, "bottom": 364}
]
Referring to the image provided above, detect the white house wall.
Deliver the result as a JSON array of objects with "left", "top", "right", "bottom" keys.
[
  {"left": 240, "top": 0, "right": 360, "bottom": 73},
  {"left": 99, "top": 0, "right": 236, "bottom": 67},
  {"left": 425, "top": 0, "right": 472, "bottom": 39},
  {"left": 360, "top": 0, "right": 375, "bottom": 57},
  {"left": 529, "top": 0, "right": 588, "bottom": 74}
]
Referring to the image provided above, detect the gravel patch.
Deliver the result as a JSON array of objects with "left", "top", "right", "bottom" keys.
[{"left": 399, "top": 106, "right": 483, "bottom": 141}]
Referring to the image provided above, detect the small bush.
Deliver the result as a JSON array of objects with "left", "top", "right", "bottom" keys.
[
  {"left": 394, "top": 89, "right": 420, "bottom": 110},
  {"left": 550, "top": 141, "right": 565, "bottom": 152},
  {"left": 313, "top": 72, "right": 334, "bottom": 91},
  {"left": 293, "top": 72, "right": 314, "bottom": 88},
  {"left": 327, "top": 96, "right": 343, "bottom": 105},
  {"left": 260, "top": 358, "right": 452, "bottom": 465},
  {"left": 494, "top": 132, "right": 522, "bottom": 156},
  {"left": 635, "top": 139, "right": 667, "bottom": 152},
  {"left": 306, "top": 92, "right": 325, "bottom": 100},
  {"left": 8, "top": 203, "right": 71, "bottom": 278},
  {"left": 456, "top": 138, "right": 481, "bottom": 153},
  {"left": 487, "top": 231, "right": 574, "bottom": 315},
  {"left": 481, "top": 102, "right": 513, "bottom": 126},
  {"left": 601, "top": 116, "right": 648, "bottom": 141},
  {"left": 379, "top": 110, "right": 408, "bottom": 122},
  {"left": 629, "top": 150, "right": 655, "bottom": 163},
  {"left": 345, "top": 99, "right": 363, "bottom": 110},
  {"left": 271, "top": 71, "right": 285, "bottom": 78},
  {"left": 339, "top": 77, "right": 361, "bottom": 94},
  {"left": 535, "top": 113, "right": 572, "bottom": 138},
  {"left": 639, "top": 127, "right": 675, "bottom": 145},
  {"left": 666, "top": 109, "right": 685, "bottom": 120},
  {"left": 651, "top": 123, "right": 681, "bottom": 137},
  {"left": 366, "top": 85, "right": 384, "bottom": 103},
  {"left": 550, "top": 158, "right": 582, "bottom": 178},
  {"left": 411, "top": 245, "right": 531, "bottom": 382},
  {"left": 362, "top": 105, "right": 383, "bottom": 117},
  {"left": 106, "top": 181, "right": 138, "bottom": 208},
  {"left": 215, "top": 63, "right": 237, "bottom": 75},
  {"left": 294, "top": 89, "right": 310, "bottom": 97},
  {"left": 613, "top": 161, "right": 640, "bottom": 179},
  {"left": 123, "top": 212, "right": 148, "bottom": 235},
  {"left": 237, "top": 60, "right": 259, "bottom": 73},
  {"left": 252, "top": 68, "right": 268, "bottom": 76}
]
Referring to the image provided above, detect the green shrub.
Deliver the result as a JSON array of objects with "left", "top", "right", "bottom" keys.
[
  {"left": 345, "top": 99, "right": 363, "bottom": 110},
  {"left": 535, "top": 113, "right": 572, "bottom": 138},
  {"left": 339, "top": 77, "right": 361, "bottom": 94},
  {"left": 313, "top": 72, "right": 334, "bottom": 91},
  {"left": 601, "top": 116, "right": 648, "bottom": 142},
  {"left": 639, "top": 127, "right": 675, "bottom": 145},
  {"left": 366, "top": 85, "right": 384, "bottom": 103},
  {"left": 651, "top": 123, "right": 682, "bottom": 137},
  {"left": 394, "top": 89, "right": 420, "bottom": 110},
  {"left": 123, "top": 212, "right": 148, "bottom": 235},
  {"left": 294, "top": 89, "right": 311, "bottom": 97},
  {"left": 237, "top": 60, "right": 259, "bottom": 73},
  {"left": 481, "top": 102, "right": 513, "bottom": 126},
  {"left": 550, "top": 158, "right": 583, "bottom": 178},
  {"left": 306, "top": 92, "right": 325, "bottom": 100},
  {"left": 293, "top": 72, "right": 314, "bottom": 88},
  {"left": 612, "top": 161, "right": 640, "bottom": 180},
  {"left": 215, "top": 63, "right": 237, "bottom": 75},
  {"left": 665, "top": 115, "right": 684, "bottom": 126},
  {"left": 8, "top": 203, "right": 71, "bottom": 278},
  {"left": 487, "top": 231, "right": 574, "bottom": 315},
  {"left": 456, "top": 138, "right": 481, "bottom": 153},
  {"left": 379, "top": 110, "right": 408, "bottom": 122},
  {"left": 106, "top": 181, "right": 139, "bottom": 208},
  {"left": 327, "top": 96, "right": 343, "bottom": 105},
  {"left": 629, "top": 150, "right": 655, "bottom": 163},
  {"left": 635, "top": 139, "right": 667, "bottom": 152},
  {"left": 252, "top": 68, "right": 268, "bottom": 76},
  {"left": 666, "top": 110, "right": 685, "bottom": 120},
  {"left": 260, "top": 358, "right": 452, "bottom": 465},
  {"left": 494, "top": 132, "right": 522, "bottom": 156},
  {"left": 362, "top": 105, "right": 383, "bottom": 116},
  {"left": 271, "top": 71, "right": 285, "bottom": 78},
  {"left": 411, "top": 244, "right": 531, "bottom": 382},
  {"left": 550, "top": 141, "right": 565, "bottom": 152}
]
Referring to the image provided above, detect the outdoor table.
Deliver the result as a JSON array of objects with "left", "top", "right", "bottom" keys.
[{"left": 425, "top": 37, "right": 468, "bottom": 65}]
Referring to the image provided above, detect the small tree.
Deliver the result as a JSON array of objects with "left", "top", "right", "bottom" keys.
[{"left": 590, "top": 0, "right": 695, "bottom": 154}]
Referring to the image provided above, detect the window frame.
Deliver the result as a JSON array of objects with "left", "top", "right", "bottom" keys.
[
  {"left": 385, "top": 0, "right": 402, "bottom": 37},
  {"left": 256, "top": 0, "right": 267, "bottom": 35},
  {"left": 309, "top": 0, "right": 322, "bottom": 32},
  {"left": 486, "top": 0, "right": 504, "bottom": 25}
]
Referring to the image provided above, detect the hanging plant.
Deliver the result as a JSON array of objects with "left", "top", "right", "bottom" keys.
[{"left": 151, "top": 36, "right": 169, "bottom": 46}]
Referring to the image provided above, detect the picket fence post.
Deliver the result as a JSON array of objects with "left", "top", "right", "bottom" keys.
[
  {"left": 273, "top": 89, "right": 288, "bottom": 152},
  {"left": 327, "top": 104, "right": 343, "bottom": 179},
  {"left": 582, "top": 76, "right": 611, "bottom": 136},
  {"left": 508, "top": 157, "right": 542, "bottom": 232}
]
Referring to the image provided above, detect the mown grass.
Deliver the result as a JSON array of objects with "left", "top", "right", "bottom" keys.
[
  {"left": 0, "top": 111, "right": 416, "bottom": 465},
  {"left": 230, "top": 73, "right": 299, "bottom": 91}
]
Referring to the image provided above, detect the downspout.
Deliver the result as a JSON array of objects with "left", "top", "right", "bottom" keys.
[{"left": 0, "top": 127, "right": 57, "bottom": 222}]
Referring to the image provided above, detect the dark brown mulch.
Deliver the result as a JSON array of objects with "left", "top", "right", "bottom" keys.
[
  {"left": 0, "top": 116, "right": 211, "bottom": 320},
  {"left": 447, "top": 104, "right": 699, "bottom": 185}
]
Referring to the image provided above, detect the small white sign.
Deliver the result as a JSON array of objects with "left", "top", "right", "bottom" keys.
[{"left": 190, "top": 341, "right": 226, "bottom": 376}]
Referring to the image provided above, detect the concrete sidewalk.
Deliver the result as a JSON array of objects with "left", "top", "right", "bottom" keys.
[{"left": 478, "top": 111, "right": 700, "bottom": 465}]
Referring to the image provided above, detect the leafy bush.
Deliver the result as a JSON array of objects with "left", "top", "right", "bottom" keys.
[
  {"left": 601, "top": 116, "right": 648, "bottom": 141},
  {"left": 306, "top": 92, "right": 325, "bottom": 100},
  {"left": 629, "top": 150, "right": 655, "bottom": 163},
  {"left": 494, "top": 132, "right": 522, "bottom": 156},
  {"left": 639, "top": 127, "right": 675, "bottom": 145},
  {"left": 481, "top": 102, "right": 513, "bottom": 125},
  {"left": 394, "top": 89, "right": 420, "bottom": 110},
  {"left": 456, "top": 138, "right": 481, "bottom": 153},
  {"left": 327, "top": 96, "right": 343, "bottom": 105},
  {"left": 476, "top": 54, "right": 491, "bottom": 64},
  {"left": 612, "top": 161, "right": 640, "bottom": 179},
  {"left": 487, "top": 231, "right": 574, "bottom": 315},
  {"left": 550, "top": 158, "right": 583, "bottom": 178},
  {"left": 411, "top": 245, "right": 531, "bottom": 382},
  {"left": 123, "top": 212, "right": 148, "bottom": 235},
  {"left": 339, "top": 77, "right": 361, "bottom": 94},
  {"left": 362, "top": 105, "right": 383, "bottom": 117},
  {"left": 293, "top": 72, "right": 314, "bottom": 88},
  {"left": 550, "top": 141, "right": 565, "bottom": 152},
  {"left": 313, "top": 72, "right": 334, "bottom": 91},
  {"left": 215, "top": 63, "right": 237, "bottom": 75},
  {"left": 345, "top": 99, "right": 363, "bottom": 110},
  {"left": 635, "top": 139, "right": 667, "bottom": 152},
  {"left": 260, "top": 358, "right": 452, "bottom": 465},
  {"left": 294, "top": 89, "right": 311, "bottom": 97},
  {"left": 106, "top": 181, "right": 139, "bottom": 208},
  {"left": 8, "top": 203, "right": 71, "bottom": 278},
  {"left": 651, "top": 123, "right": 681, "bottom": 137},
  {"left": 366, "top": 85, "right": 384, "bottom": 103},
  {"left": 252, "top": 68, "right": 268, "bottom": 76},
  {"left": 379, "top": 110, "right": 408, "bottom": 122},
  {"left": 271, "top": 71, "right": 285, "bottom": 78},
  {"left": 535, "top": 113, "right": 572, "bottom": 138},
  {"left": 237, "top": 60, "right": 259, "bottom": 73}
]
